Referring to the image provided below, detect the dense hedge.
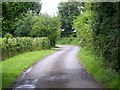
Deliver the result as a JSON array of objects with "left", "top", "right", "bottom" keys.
[
  {"left": 73, "top": 2, "right": 119, "bottom": 71},
  {"left": 92, "top": 2, "right": 119, "bottom": 71},
  {"left": 0, "top": 37, "right": 50, "bottom": 60}
]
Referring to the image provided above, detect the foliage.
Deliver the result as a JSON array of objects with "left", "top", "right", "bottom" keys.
[
  {"left": 2, "top": 2, "right": 41, "bottom": 36},
  {"left": 9, "top": 12, "right": 60, "bottom": 47},
  {"left": 73, "top": 3, "right": 93, "bottom": 47},
  {"left": 78, "top": 47, "right": 119, "bottom": 88},
  {"left": 4, "top": 33, "right": 13, "bottom": 38},
  {"left": 2, "top": 2, "right": 60, "bottom": 47},
  {"left": 58, "top": 1, "right": 82, "bottom": 37},
  {"left": 0, "top": 37, "right": 50, "bottom": 60},
  {"left": 14, "top": 12, "right": 33, "bottom": 37},
  {"left": 73, "top": 2, "right": 119, "bottom": 71},
  {"left": 30, "top": 14, "right": 60, "bottom": 46},
  {"left": 91, "top": 2, "right": 119, "bottom": 71},
  {"left": 0, "top": 50, "right": 55, "bottom": 88}
]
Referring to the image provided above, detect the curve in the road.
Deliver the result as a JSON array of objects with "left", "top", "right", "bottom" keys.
[{"left": 13, "top": 45, "right": 103, "bottom": 89}]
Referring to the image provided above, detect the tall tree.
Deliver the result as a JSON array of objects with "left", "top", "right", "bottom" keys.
[
  {"left": 2, "top": 2, "right": 41, "bottom": 36},
  {"left": 73, "top": 2, "right": 93, "bottom": 47},
  {"left": 30, "top": 14, "right": 60, "bottom": 46},
  {"left": 58, "top": 1, "right": 82, "bottom": 37}
]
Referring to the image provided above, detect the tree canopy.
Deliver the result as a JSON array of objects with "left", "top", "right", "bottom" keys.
[
  {"left": 2, "top": 2, "right": 41, "bottom": 36},
  {"left": 30, "top": 14, "right": 60, "bottom": 46},
  {"left": 58, "top": 2, "right": 82, "bottom": 37}
]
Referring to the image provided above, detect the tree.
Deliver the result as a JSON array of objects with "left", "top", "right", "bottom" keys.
[
  {"left": 58, "top": 1, "right": 82, "bottom": 37},
  {"left": 14, "top": 12, "right": 33, "bottom": 37},
  {"left": 2, "top": 2, "right": 41, "bottom": 36},
  {"left": 73, "top": 2, "right": 93, "bottom": 47},
  {"left": 30, "top": 14, "right": 60, "bottom": 46}
]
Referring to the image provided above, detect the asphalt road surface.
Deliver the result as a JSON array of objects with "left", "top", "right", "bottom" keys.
[{"left": 13, "top": 45, "right": 102, "bottom": 89}]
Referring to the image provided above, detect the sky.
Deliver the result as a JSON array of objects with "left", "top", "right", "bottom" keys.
[{"left": 41, "top": 0, "right": 62, "bottom": 16}]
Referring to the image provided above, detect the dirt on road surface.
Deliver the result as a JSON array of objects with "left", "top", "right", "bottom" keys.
[{"left": 13, "top": 45, "right": 103, "bottom": 89}]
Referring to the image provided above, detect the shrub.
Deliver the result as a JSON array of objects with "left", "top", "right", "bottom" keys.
[
  {"left": 30, "top": 14, "right": 60, "bottom": 46},
  {"left": 73, "top": 2, "right": 119, "bottom": 71},
  {"left": 0, "top": 37, "right": 50, "bottom": 60}
]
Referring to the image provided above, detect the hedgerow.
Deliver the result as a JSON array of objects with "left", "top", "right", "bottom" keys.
[
  {"left": 1, "top": 37, "right": 50, "bottom": 60},
  {"left": 73, "top": 2, "right": 119, "bottom": 71}
]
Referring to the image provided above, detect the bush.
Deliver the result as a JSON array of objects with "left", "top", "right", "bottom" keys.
[
  {"left": 91, "top": 2, "right": 119, "bottom": 71},
  {"left": 30, "top": 14, "right": 60, "bottom": 46},
  {"left": 0, "top": 37, "right": 50, "bottom": 60},
  {"left": 73, "top": 3, "right": 93, "bottom": 48},
  {"left": 73, "top": 2, "right": 119, "bottom": 71}
]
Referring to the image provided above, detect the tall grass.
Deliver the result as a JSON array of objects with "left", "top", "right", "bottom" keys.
[{"left": 78, "top": 47, "right": 119, "bottom": 88}]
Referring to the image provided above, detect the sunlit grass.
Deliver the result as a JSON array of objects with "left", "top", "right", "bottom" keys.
[
  {"left": 0, "top": 50, "right": 55, "bottom": 89},
  {"left": 78, "top": 47, "right": 119, "bottom": 88}
]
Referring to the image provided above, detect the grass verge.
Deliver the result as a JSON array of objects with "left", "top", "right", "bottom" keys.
[
  {"left": 78, "top": 47, "right": 119, "bottom": 89},
  {"left": 0, "top": 50, "right": 55, "bottom": 89}
]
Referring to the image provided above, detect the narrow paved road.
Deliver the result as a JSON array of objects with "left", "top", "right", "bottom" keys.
[{"left": 13, "top": 45, "right": 102, "bottom": 89}]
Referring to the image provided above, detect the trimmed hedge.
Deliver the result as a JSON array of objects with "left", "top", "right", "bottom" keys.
[{"left": 0, "top": 37, "right": 50, "bottom": 60}]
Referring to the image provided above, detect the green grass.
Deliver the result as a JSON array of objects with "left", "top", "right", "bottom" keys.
[
  {"left": 0, "top": 50, "right": 55, "bottom": 89},
  {"left": 78, "top": 47, "right": 119, "bottom": 88},
  {"left": 0, "top": 63, "right": 2, "bottom": 90}
]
